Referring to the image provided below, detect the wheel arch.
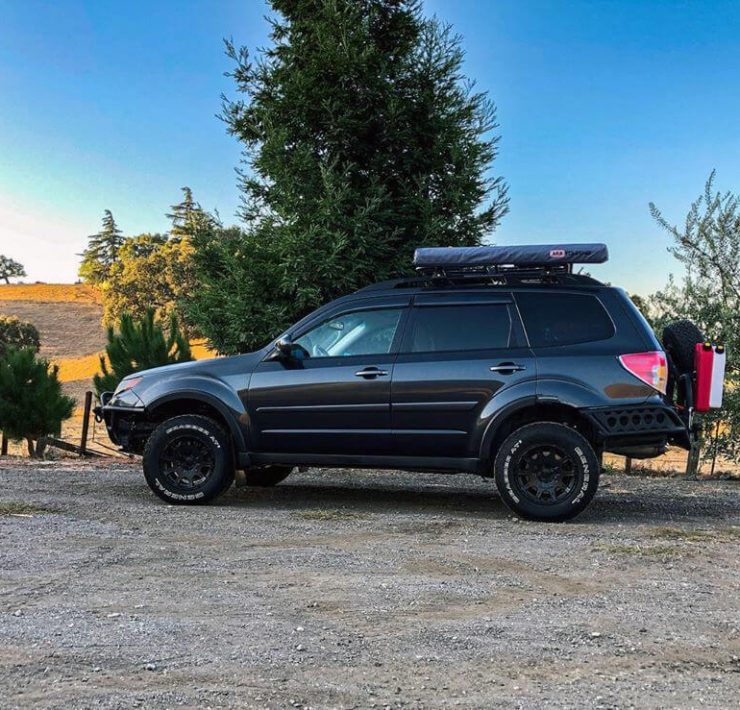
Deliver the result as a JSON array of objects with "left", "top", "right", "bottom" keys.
[
  {"left": 480, "top": 399, "right": 600, "bottom": 472},
  {"left": 146, "top": 391, "right": 248, "bottom": 456}
]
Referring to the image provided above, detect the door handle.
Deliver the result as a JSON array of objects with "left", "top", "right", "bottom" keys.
[
  {"left": 490, "top": 362, "right": 526, "bottom": 374},
  {"left": 355, "top": 368, "right": 389, "bottom": 379}
]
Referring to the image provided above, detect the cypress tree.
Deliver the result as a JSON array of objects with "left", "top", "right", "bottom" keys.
[
  {"left": 167, "top": 187, "right": 214, "bottom": 240},
  {"left": 79, "top": 210, "right": 125, "bottom": 284}
]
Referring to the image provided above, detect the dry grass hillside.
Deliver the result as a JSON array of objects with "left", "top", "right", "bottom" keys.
[{"left": 0, "top": 284, "right": 215, "bottom": 453}]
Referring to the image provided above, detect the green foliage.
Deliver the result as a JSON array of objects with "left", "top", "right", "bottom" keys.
[
  {"left": 94, "top": 309, "right": 193, "bottom": 394},
  {"left": 79, "top": 210, "right": 125, "bottom": 284},
  {"left": 188, "top": 0, "right": 508, "bottom": 354},
  {"left": 0, "top": 315, "right": 40, "bottom": 357},
  {"left": 0, "top": 348, "right": 75, "bottom": 457},
  {"left": 102, "top": 234, "right": 198, "bottom": 330},
  {"left": 166, "top": 187, "right": 215, "bottom": 240},
  {"left": 0, "top": 255, "right": 26, "bottom": 284},
  {"left": 650, "top": 171, "right": 740, "bottom": 460}
]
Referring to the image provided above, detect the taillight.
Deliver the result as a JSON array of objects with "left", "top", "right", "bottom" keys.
[{"left": 618, "top": 351, "right": 668, "bottom": 394}]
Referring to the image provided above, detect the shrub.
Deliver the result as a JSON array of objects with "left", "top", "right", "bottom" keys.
[
  {"left": 0, "top": 315, "right": 41, "bottom": 357},
  {"left": 94, "top": 309, "right": 193, "bottom": 395},
  {"left": 0, "top": 348, "right": 75, "bottom": 457}
]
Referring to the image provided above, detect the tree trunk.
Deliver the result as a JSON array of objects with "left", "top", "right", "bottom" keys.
[
  {"left": 36, "top": 436, "right": 48, "bottom": 459},
  {"left": 26, "top": 437, "right": 35, "bottom": 457}
]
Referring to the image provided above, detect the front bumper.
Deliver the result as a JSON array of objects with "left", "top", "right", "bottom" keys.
[
  {"left": 584, "top": 402, "right": 691, "bottom": 454},
  {"left": 95, "top": 391, "right": 148, "bottom": 452}
]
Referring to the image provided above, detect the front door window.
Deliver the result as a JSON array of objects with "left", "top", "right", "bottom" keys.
[{"left": 294, "top": 308, "right": 403, "bottom": 358}]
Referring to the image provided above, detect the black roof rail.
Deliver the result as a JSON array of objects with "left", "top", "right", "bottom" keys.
[{"left": 357, "top": 268, "right": 603, "bottom": 292}]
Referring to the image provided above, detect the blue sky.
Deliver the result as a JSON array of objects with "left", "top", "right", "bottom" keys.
[{"left": 1, "top": 0, "right": 739, "bottom": 294}]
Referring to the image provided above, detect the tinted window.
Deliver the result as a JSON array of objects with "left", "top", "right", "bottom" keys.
[
  {"left": 295, "top": 308, "right": 403, "bottom": 357},
  {"left": 408, "top": 304, "right": 511, "bottom": 353},
  {"left": 516, "top": 292, "right": 614, "bottom": 347}
]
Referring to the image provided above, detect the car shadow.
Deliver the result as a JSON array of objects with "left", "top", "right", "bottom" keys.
[
  {"left": 216, "top": 474, "right": 739, "bottom": 525},
  {"left": 222, "top": 476, "right": 505, "bottom": 519}
]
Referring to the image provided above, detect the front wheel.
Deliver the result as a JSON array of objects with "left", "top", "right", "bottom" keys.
[
  {"left": 494, "top": 422, "right": 600, "bottom": 522},
  {"left": 143, "top": 415, "right": 234, "bottom": 504}
]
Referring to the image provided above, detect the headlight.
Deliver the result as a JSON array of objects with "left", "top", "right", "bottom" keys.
[{"left": 116, "top": 376, "right": 143, "bottom": 395}]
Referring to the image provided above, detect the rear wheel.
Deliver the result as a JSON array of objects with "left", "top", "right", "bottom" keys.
[
  {"left": 143, "top": 415, "right": 234, "bottom": 504},
  {"left": 243, "top": 466, "right": 294, "bottom": 487},
  {"left": 494, "top": 422, "right": 600, "bottom": 521}
]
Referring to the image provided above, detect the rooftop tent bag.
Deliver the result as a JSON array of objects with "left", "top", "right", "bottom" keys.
[{"left": 413, "top": 243, "right": 609, "bottom": 269}]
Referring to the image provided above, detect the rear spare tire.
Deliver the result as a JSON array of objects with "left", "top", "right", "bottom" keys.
[
  {"left": 143, "top": 415, "right": 234, "bottom": 504},
  {"left": 662, "top": 320, "right": 704, "bottom": 375},
  {"left": 494, "top": 422, "right": 600, "bottom": 522}
]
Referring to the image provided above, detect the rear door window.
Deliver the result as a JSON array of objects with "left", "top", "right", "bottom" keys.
[
  {"left": 406, "top": 303, "right": 512, "bottom": 353},
  {"left": 516, "top": 292, "right": 614, "bottom": 347}
]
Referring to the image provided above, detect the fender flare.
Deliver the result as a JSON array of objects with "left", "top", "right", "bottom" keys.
[
  {"left": 143, "top": 377, "right": 249, "bottom": 454},
  {"left": 477, "top": 378, "right": 612, "bottom": 462}
]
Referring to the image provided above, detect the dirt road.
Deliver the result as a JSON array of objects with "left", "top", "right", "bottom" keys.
[{"left": 1, "top": 462, "right": 739, "bottom": 709}]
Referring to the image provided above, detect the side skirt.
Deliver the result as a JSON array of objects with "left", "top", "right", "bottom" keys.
[{"left": 247, "top": 452, "right": 483, "bottom": 474}]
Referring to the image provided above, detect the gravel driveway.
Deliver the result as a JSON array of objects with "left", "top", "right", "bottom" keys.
[{"left": 1, "top": 462, "right": 739, "bottom": 709}]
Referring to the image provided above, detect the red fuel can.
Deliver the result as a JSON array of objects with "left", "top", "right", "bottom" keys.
[{"left": 694, "top": 342, "right": 714, "bottom": 412}]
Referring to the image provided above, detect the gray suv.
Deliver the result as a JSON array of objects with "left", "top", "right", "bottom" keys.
[{"left": 99, "top": 244, "right": 698, "bottom": 521}]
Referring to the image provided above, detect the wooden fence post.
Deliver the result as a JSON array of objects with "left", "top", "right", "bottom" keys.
[
  {"left": 80, "top": 391, "right": 93, "bottom": 456},
  {"left": 624, "top": 456, "right": 632, "bottom": 475}
]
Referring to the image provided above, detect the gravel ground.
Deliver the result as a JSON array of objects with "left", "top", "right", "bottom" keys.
[{"left": 1, "top": 461, "right": 739, "bottom": 710}]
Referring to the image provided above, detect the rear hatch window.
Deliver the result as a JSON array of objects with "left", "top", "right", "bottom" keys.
[{"left": 516, "top": 292, "right": 615, "bottom": 347}]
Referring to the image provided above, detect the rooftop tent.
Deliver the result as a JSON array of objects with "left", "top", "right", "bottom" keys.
[{"left": 413, "top": 243, "right": 609, "bottom": 269}]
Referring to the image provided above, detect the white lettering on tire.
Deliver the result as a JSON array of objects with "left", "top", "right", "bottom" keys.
[
  {"left": 571, "top": 445, "right": 590, "bottom": 505},
  {"left": 502, "top": 439, "right": 522, "bottom": 504}
]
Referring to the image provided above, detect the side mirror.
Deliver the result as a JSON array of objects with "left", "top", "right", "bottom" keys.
[
  {"left": 275, "top": 336, "right": 294, "bottom": 356},
  {"left": 272, "top": 336, "right": 309, "bottom": 362}
]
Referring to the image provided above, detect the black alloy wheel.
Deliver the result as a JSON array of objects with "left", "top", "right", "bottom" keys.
[
  {"left": 159, "top": 434, "right": 217, "bottom": 492},
  {"left": 510, "top": 444, "right": 578, "bottom": 505}
]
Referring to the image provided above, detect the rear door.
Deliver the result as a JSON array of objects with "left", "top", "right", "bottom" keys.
[{"left": 390, "top": 292, "right": 535, "bottom": 458}]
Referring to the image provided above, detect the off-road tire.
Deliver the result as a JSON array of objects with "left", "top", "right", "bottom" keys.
[
  {"left": 494, "top": 422, "right": 600, "bottom": 522},
  {"left": 243, "top": 466, "right": 294, "bottom": 487},
  {"left": 143, "top": 415, "right": 234, "bottom": 505},
  {"left": 662, "top": 320, "right": 704, "bottom": 375}
]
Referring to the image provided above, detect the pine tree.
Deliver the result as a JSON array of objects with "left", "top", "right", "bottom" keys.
[
  {"left": 94, "top": 309, "right": 193, "bottom": 394},
  {"left": 79, "top": 210, "right": 125, "bottom": 284},
  {"left": 0, "top": 316, "right": 40, "bottom": 357},
  {"left": 188, "top": 0, "right": 508, "bottom": 354},
  {"left": 166, "top": 187, "right": 214, "bottom": 240},
  {"left": 0, "top": 348, "right": 75, "bottom": 457}
]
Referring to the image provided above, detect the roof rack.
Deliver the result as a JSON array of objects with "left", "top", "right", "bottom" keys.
[{"left": 403, "top": 243, "right": 608, "bottom": 288}]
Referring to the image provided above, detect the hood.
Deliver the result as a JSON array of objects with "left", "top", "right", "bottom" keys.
[{"left": 117, "top": 350, "right": 267, "bottom": 391}]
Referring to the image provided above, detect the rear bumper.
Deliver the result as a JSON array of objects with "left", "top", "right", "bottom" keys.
[{"left": 584, "top": 403, "right": 691, "bottom": 453}]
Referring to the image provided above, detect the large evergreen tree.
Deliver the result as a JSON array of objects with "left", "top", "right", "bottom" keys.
[
  {"left": 188, "top": 0, "right": 508, "bottom": 354},
  {"left": 79, "top": 210, "right": 125, "bottom": 284}
]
